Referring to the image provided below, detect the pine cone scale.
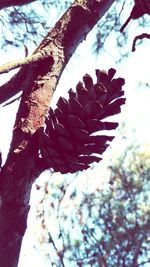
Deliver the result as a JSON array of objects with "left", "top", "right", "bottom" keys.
[{"left": 39, "top": 68, "right": 125, "bottom": 174}]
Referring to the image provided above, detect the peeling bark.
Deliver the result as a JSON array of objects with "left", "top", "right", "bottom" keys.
[{"left": 0, "top": 1, "right": 115, "bottom": 266}]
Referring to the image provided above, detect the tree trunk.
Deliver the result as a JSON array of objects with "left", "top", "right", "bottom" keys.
[{"left": 0, "top": 1, "right": 115, "bottom": 266}]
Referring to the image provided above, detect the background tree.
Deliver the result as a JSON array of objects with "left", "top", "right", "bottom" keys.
[
  {"left": 33, "top": 143, "right": 150, "bottom": 267},
  {"left": 0, "top": 0, "right": 149, "bottom": 267}
]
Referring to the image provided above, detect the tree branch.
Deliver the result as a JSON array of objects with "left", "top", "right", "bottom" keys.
[
  {"left": 0, "top": 1, "right": 115, "bottom": 266},
  {"left": 0, "top": 0, "right": 115, "bottom": 105},
  {"left": 0, "top": 50, "right": 51, "bottom": 75},
  {"left": 137, "top": 259, "right": 150, "bottom": 266},
  {"left": 132, "top": 33, "right": 150, "bottom": 52},
  {"left": 48, "top": 232, "right": 65, "bottom": 267},
  {"left": 0, "top": 66, "right": 26, "bottom": 105},
  {"left": 0, "top": 0, "right": 36, "bottom": 10}
]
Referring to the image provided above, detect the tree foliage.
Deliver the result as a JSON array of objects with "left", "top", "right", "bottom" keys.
[
  {"left": 0, "top": 0, "right": 149, "bottom": 55},
  {"left": 0, "top": 0, "right": 150, "bottom": 266},
  {"left": 0, "top": 1, "right": 121, "bottom": 266},
  {"left": 34, "top": 145, "right": 150, "bottom": 266},
  {"left": 0, "top": 0, "right": 71, "bottom": 50}
]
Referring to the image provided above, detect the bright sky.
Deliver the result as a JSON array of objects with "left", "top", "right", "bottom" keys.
[
  {"left": 22, "top": 29, "right": 150, "bottom": 266},
  {"left": 0, "top": 2, "right": 150, "bottom": 267}
]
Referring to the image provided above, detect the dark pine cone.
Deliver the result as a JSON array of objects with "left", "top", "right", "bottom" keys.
[{"left": 39, "top": 68, "right": 125, "bottom": 174}]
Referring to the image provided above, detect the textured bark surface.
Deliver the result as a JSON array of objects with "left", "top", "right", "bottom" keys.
[{"left": 0, "top": 1, "right": 115, "bottom": 266}]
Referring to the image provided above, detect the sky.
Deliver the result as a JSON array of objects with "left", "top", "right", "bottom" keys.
[
  {"left": 0, "top": 1, "right": 150, "bottom": 266},
  {"left": 20, "top": 24, "right": 150, "bottom": 266}
]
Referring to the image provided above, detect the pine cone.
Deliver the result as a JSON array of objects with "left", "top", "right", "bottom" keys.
[{"left": 39, "top": 68, "right": 125, "bottom": 174}]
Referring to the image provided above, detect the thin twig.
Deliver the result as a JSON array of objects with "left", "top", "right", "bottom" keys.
[
  {"left": 48, "top": 232, "right": 66, "bottom": 267},
  {"left": 132, "top": 33, "right": 150, "bottom": 52},
  {"left": 2, "top": 94, "right": 21, "bottom": 107},
  {"left": 137, "top": 259, "right": 150, "bottom": 266},
  {"left": 0, "top": 50, "right": 51, "bottom": 74}
]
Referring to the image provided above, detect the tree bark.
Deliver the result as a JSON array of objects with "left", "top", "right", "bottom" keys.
[{"left": 0, "top": 1, "right": 115, "bottom": 266}]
